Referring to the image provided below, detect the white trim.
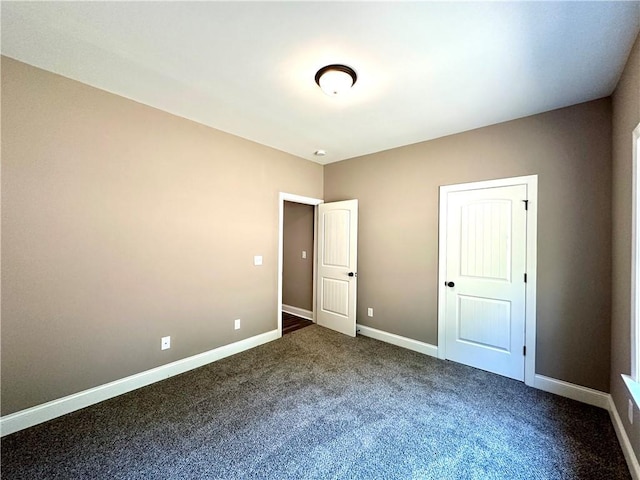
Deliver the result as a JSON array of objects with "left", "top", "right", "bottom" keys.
[
  {"left": 609, "top": 395, "right": 640, "bottom": 479},
  {"left": 524, "top": 176, "right": 538, "bottom": 385},
  {"left": 0, "top": 329, "right": 279, "bottom": 437},
  {"left": 356, "top": 324, "right": 439, "bottom": 358},
  {"left": 623, "top": 374, "right": 640, "bottom": 409},
  {"left": 437, "top": 175, "right": 538, "bottom": 387},
  {"left": 533, "top": 374, "right": 610, "bottom": 410},
  {"left": 632, "top": 123, "right": 640, "bottom": 382},
  {"left": 277, "top": 193, "right": 323, "bottom": 336},
  {"left": 437, "top": 186, "right": 448, "bottom": 360},
  {"left": 282, "top": 304, "right": 314, "bottom": 322}
]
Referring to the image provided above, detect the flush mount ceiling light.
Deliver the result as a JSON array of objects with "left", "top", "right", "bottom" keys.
[{"left": 315, "top": 64, "right": 357, "bottom": 96}]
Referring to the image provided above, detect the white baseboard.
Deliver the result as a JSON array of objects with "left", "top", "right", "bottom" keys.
[
  {"left": 282, "top": 304, "right": 314, "bottom": 321},
  {"left": 608, "top": 396, "right": 640, "bottom": 479},
  {"left": 356, "top": 324, "right": 439, "bottom": 358},
  {"left": 533, "top": 374, "right": 610, "bottom": 410},
  {"left": 0, "top": 329, "right": 280, "bottom": 437}
]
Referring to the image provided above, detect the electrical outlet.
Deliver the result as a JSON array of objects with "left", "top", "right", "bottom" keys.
[
  {"left": 254, "top": 255, "right": 263, "bottom": 266},
  {"left": 302, "top": 250, "right": 307, "bottom": 259},
  {"left": 367, "top": 307, "right": 374, "bottom": 317},
  {"left": 161, "top": 336, "right": 171, "bottom": 350},
  {"left": 234, "top": 319, "right": 241, "bottom": 330},
  {"left": 629, "top": 399, "right": 634, "bottom": 424}
]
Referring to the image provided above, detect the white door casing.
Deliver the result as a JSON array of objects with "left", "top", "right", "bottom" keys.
[
  {"left": 438, "top": 175, "right": 538, "bottom": 385},
  {"left": 317, "top": 200, "right": 358, "bottom": 337}
]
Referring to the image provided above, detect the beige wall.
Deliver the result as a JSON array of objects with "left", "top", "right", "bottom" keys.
[
  {"left": 0, "top": 47, "right": 630, "bottom": 427},
  {"left": 0, "top": 57, "right": 323, "bottom": 415},
  {"left": 282, "top": 202, "right": 314, "bottom": 311},
  {"left": 611, "top": 32, "right": 640, "bottom": 460},
  {"left": 325, "top": 98, "right": 613, "bottom": 392}
]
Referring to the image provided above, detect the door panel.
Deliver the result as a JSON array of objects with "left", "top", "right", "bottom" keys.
[
  {"left": 445, "top": 185, "right": 526, "bottom": 380},
  {"left": 458, "top": 295, "right": 511, "bottom": 351},
  {"left": 460, "top": 200, "right": 511, "bottom": 280},
  {"left": 317, "top": 200, "right": 358, "bottom": 337},
  {"left": 322, "top": 209, "right": 351, "bottom": 267},
  {"left": 321, "top": 278, "right": 349, "bottom": 316}
]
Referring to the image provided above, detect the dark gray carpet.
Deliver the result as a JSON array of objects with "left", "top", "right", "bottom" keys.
[{"left": 1, "top": 325, "right": 630, "bottom": 479}]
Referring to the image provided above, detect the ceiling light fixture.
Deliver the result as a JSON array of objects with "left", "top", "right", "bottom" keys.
[{"left": 315, "top": 64, "right": 357, "bottom": 96}]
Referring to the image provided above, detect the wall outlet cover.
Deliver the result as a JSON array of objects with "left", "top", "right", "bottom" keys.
[
  {"left": 367, "top": 308, "right": 374, "bottom": 317},
  {"left": 234, "top": 319, "right": 241, "bottom": 330},
  {"left": 161, "top": 336, "right": 171, "bottom": 350},
  {"left": 254, "top": 255, "right": 263, "bottom": 266}
]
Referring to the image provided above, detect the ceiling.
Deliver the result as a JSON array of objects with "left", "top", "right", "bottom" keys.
[{"left": 2, "top": 2, "right": 639, "bottom": 165}]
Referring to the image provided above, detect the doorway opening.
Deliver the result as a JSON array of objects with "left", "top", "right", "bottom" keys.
[
  {"left": 277, "top": 193, "right": 323, "bottom": 336},
  {"left": 282, "top": 200, "right": 315, "bottom": 334}
]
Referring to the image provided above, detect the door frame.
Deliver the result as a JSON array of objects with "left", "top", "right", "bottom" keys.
[
  {"left": 437, "top": 175, "right": 538, "bottom": 386},
  {"left": 277, "top": 192, "right": 324, "bottom": 337}
]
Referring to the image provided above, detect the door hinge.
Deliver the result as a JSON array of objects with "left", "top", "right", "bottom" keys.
[
  {"left": 523, "top": 199, "right": 529, "bottom": 210},
  {"left": 523, "top": 346, "right": 527, "bottom": 356},
  {"left": 524, "top": 273, "right": 527, "bottom": 283}
]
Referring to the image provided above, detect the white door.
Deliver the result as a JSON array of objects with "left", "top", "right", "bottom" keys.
[
  {"left": 444, "top": 185, "right": 527, "bottom": 380},
  {"left": 317, "top": 200, "right": 358, "bottom": 337}
]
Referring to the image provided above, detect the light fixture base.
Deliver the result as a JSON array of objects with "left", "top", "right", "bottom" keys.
[{"left": 315, "top": 64, "right": 357, "bottom": 96}]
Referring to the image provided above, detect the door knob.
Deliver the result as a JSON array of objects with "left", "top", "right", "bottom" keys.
[
  {"left": 445, "top": 281, "right": 455, "bottom": 287},
  {"left": 348, "top": 272, "right": 357, "bottom": 277}
]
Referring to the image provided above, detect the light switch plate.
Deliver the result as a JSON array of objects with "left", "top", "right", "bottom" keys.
[
  {"left": 367, "top": 308, "right": 374, "bottom": 317},
  {"left": 302, "top": 251, "right": 307, "bottom": 259},
  {"left": 254, "top": 255, "right": 263, "bottom": 266}
]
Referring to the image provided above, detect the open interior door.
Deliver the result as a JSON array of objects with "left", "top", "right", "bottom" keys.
[{"left": 316, "top": 200, "right": 358, "bottom": 337}]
